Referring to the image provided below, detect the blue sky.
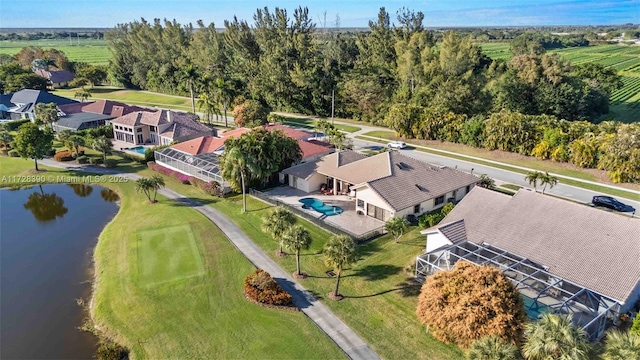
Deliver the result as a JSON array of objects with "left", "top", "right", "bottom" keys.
[{"left": 0, "top": 0, "right": 638, "bottom": 28}]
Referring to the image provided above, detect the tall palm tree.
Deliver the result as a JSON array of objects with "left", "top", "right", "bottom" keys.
[
  {"left": 92, "top": 136, "right": 112, "bottom": 162},
  {"left": 135, "top": 178, "right": 154, "bottom": 203},
  {"left": 522, "top": 313, "right": 591, "bottom": 360},
  {"left": 150, "top": 174, "right": 165, "bottom": 202},
  {"left": 477, "top": 174, "right": 495, "bottom": 189},
  {"left": 262, "top": 206, "right": 296, "bottom": 256},
  {"left": 602, "top": 330, "right": 640, "bottom": 360},
  {"left": 539, "top": 172, "right": 558, "bottom": 194},
  {"left": 524, "top": 171, "right": 541, "bottom": 192},
  {"left": 466, "top": 336, "right": 521, "bottom": 360},
  {"left": 181, "top": 64, "right": 199, "bottom": 114},
  {"left": 282, "top": 225, "right": 312, "bottom": 277},
  {"left": 323, "top": 235, "right": 357, "bottom": 300},
  {"left": 220, "top": 146, "right": 258, "bottom": 213},
  {"left": 65, "top": 134, "right": 85, "bottom": 155},
  {"left": 213, "top": 77, "right": 233, "bottom": 127},
  {"left": 197, "top": 92, "right": 221, "bottom": 124}
]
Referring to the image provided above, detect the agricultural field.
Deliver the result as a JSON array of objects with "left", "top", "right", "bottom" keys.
[
  {"left": 477, "top": 42, "right": 512, "bottom": 60},
  {"left": 606, "top": 75, "right": 640, "bottom": 123},
  {"left": 0, "top": 39, "right": 110, "bottom": 65},
  {"left": 552, "top": 45, "right": 640, "bottom": 74}
]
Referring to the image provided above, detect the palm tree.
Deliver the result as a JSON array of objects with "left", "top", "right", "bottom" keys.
[
  {"left": 213, "top": 77, "right": 233, "bottom": 127},
  {"left": 23, "top": 191, "right": 68, "bottom": 222},
  {"left": 602, "top": 330, "right": 640, "bottom": 360},
  {"left": 92, "top": 136, "right": 112, "bottom": 161},
  {"left": 282, "top": 225, "right": 312, "bottom": 277},
  {"left": 197, "top": 92, "right": 221, "bottom": 124},
  {"left": 181, "top": 64, "right": 199, "bottom": 114},
  {"left": 539, "top": 172, "right": 558, "bottom": 194},
  {"left": 466, "top": 336, "right": 521, "bottom": 360},
  {"left": 135, "top": 178, "right": 154, "bottom": 203},
  {"left": 220, "top": 146, "right": 258, "bottom": 213},
  {"left": 477, "top": 174, "right": 495, "bottom": 189},
  {"left": 65, "top": 134, "right": 85, "bottom": 155},
  {"left": 262, "top": 206, "right": 296, "bottom": 256},
  {"left": 150, "top": 174, "right": 165, "bottom": 202},
  {"left": 522, "top": 313, "right": 591, "bottom": 360},
  {"left": 323, "top": 235, "right": 357, "bottom": 300},
  {"left": 385, "top": 217, "right": 409, "bottom": 243},
  {"left": 524, "top": 171, "right": 541, "bottom": 192}
]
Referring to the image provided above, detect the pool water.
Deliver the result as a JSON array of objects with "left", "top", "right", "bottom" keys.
[
  {"left": 299, "top": 198, "right": 344, "bottom": 216},
  {"left": 127, "top": 146, "right": 146, "bottom": 155},
  {"left": 521, "top": 294, "right": 554, "bottom": 319}
]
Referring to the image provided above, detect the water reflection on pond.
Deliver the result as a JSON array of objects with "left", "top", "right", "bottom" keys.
[{"left": 1, "top": 184, "right": 119, "bottom": 359}]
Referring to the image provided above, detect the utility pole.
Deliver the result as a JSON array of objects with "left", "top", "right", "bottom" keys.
[{"left": 331, "top": 88, "right": 335, "bottom": 126}]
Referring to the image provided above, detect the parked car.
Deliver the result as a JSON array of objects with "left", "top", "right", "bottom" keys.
[
  {"left": 592, "top": 196, "right": 636, "bottom": 213},
  {"left": 387, "top": 141, "right": 407, "bottom": 149}
]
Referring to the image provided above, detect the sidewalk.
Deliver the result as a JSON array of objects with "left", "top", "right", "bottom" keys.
[{"left": 39, "top": 158, "right": 380, "bottom": 360}]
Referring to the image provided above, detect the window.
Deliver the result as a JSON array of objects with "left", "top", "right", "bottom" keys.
[
  {"left": 414, "top": 204, "right": 420, "bottom": 214},
  {"left": 466, "top": 185, "right": 471, "bottom": 194},
  {"left": 452, "top": 190, "right": 457, "bottom": 199},
  {"left": 357, "top": 199, "right": 364, "bottom": 208},
  {"left": 435, "top": 195, "right": 445, "bottom": 206},
  {"left": 150, "top": 126, "right": 156, "bottom": 132},
  {"left": 137, "top": 127, "right": 142, "bottom": 133}
]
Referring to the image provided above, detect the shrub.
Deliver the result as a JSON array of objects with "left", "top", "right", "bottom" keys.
[
  {"left": 244, "top": 269, "right": 293, "bottom": 306},
  {"left": 418, "top": 211, "right": 445, "bottom": 228},
  {"left": 76, "top": 155, "right": 89, "bottom": 164},
  {"left": 120, "top": 152, "right": 146, "bottom": 164},
  {"left": 6, "top": 119, "right": 30, "bottom": 131},
  {"left": 89, "top": 157, "right": 104, "bottom": 165},
  {"left": 441, "top": 202, "right": 455, "bottom": 216},
  {"left": 632, "top": 312, "right": 640, "bottom": 335},
  {"left": 47, "top": 148, "right": 56, "bottom": 156},
  {"left": 144, "top": 145, "right": 170, "bottom": 162},
  {"left": 104, "top": 158, "right": 117, "bottom": 168},
  {"left": 147, "top": 161, "right": 191, "bottom": 185},
  {"left": 190, "top": 176, "right": 223, "bottom": 196},
  {"left": 0, "top": 149, "right": 8, "bottom": 156},
  {"left": 416, "top": 261, "right": 527, "bottom": 348},
  {"left": 96, "top": 340, "right": 128, "bottom": 360},
  {"left": 54, "top": 150, "right": 74, "bottom": 161},
  {"left": 8, "top": 149, "right": 19, "bottom": 157}
]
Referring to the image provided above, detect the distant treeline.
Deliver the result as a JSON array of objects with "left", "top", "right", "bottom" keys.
[{"left": 0, "top": 31, "right": 105, "bottom": 41}]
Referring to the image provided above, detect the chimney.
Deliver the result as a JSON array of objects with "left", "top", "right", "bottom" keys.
[{"left": 166, "top": 110, "right": 171, "bottom": 122}]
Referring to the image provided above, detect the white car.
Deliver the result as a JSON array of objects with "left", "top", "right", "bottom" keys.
[{"left": 387, "top": 141, "right": 406, "bottom": 149}]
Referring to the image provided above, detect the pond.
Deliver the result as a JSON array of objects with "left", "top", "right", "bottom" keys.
[{"left": 1, "top": 184, "right": 120, "bottom": 359}]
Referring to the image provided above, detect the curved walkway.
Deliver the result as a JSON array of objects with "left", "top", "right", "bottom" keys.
[{"left": 39, "top": 159, "right": 380, "bottom": 360}]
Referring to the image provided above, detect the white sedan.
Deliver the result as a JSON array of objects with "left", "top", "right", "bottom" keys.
[{"left": 387, "top": 141, "right": 407, "bottom": 149}]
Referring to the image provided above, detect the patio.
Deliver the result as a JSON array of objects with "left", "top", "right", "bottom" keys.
[{"left": 263, "top": 186, "right": 386, "bottom": 239}]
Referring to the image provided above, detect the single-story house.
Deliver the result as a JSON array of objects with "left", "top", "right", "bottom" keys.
[
  {"left": 3, "top": 89, "right": 78, "bottom": 121},
  {"left": 34, "top": 69, "right": 76, "bottom": 88},
  {"left": 53, "top": 112, "right": 114, "bottom": 132},
  {"left": 415, "top": 187, "right": 640, "bottom": 340},
  {"left": 110, "top": 110, "right": 213, "bottom": 146},
  {"left": 282, "top": 150, "right": 479, "bottom": 221}
]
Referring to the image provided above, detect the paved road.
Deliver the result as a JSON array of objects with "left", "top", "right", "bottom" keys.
[{"left": 39, "top": 159, "right": 380, "bottom": 360}]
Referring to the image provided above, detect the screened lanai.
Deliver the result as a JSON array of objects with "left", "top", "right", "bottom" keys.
[
  {"left": 415, "top": 241, "right": 620, "bottom": 340},
  {"left": 155, "top": 147, "right": 226, "bottom": 186}
]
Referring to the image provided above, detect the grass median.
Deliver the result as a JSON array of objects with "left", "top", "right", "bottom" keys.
[
  {"left": 53, "top": 87, "right": 193, "bottom": 112},
  {"left": 283, "top": 117, "right": 361, "bottom": 133}
]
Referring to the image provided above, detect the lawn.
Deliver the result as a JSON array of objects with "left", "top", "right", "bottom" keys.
[
  {"left": 144, "top": 172, "right": 464, "bottom": 360},
  {"left": 0, "top": 39, "right": 111, "bottom": 65},
  {"left": 0, "top": 156, "right": 345, "bottom": 360},
  {"left": 52, "top": 86, "right": 193, "bottom": 112},
  {"left": 282, "top": 117, "right": 361, "bottom": 133}
]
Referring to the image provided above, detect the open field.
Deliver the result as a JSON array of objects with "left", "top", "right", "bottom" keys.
[
  {"left": 0, "top": 156, "right": 345, "bottom": 359},
  {"left": 53, "top": 87, "right": 193, "bottom": 112},
  {"left": 0, "top": 39, "right": 110, "bottom": 65},
  {"left": 606, "top": 74, "right": 640, "bottom": 123}
]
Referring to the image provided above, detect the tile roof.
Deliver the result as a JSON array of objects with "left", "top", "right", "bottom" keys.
[
  {"left": 81, "top": 100, "right": 148, "bottom": 116},
  {"left": 220, "top": 127, "right": 251, "bottom": 138},
  {"left": 437, "top": 219, "right": 468, "bottom": 244},
  {"left": 34, "top": 69, "right": 76, "bottom": 83},
  {"left": 55, "top": 113, "right": 114, "bottom": 130},
  {"left": 298, "top": 139, "right": 334, "bottom": 159},
  {"left": 263, "top": 124, "right": 311, "bottom": 140},
  {"left": 171, "top": 135, "right": 226, "bottom": 155},
  {"left": 9, "top": 89, "right": 78, "bottom": 110},
  {"left": 437, "top": 187, "right": 640, "bottom": 302},
  {"left": 111, "top": 110, "right": 211, "bottom": 139},
  {"left": 367, "top": 151, "right": 479, "bottom": 211}
]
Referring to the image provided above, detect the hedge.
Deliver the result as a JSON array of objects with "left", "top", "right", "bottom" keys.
[
  {"left": 89, "top": 157, "right": 104, "bottom": 165},
  {"left": 147, "top": 161, "right": 191, "bottom": 184},
  {"left": 104, "top": 159, "right": 117, "bottom": 168},
  {"left": 8, "top": 149, "right": 19, "bottom": 157},
  {"left": 243, "top": 269, "right": 293, "bottom": 307},
  {"left": 144, "top": 144, "right": 170, "bottom": 162},
  {"left": 76, "top": 155, "right": 89, "bottom": 164},
  {"left": 5, "top": 119, "right": 30, "bottom": 131}
]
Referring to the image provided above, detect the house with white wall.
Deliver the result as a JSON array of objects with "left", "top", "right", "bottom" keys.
[
  {"left": 111, "top": 109, "right": 212, "bottom": 146},
  {"left": 282, "top": 150, "right": 478, "bottom": 222}
]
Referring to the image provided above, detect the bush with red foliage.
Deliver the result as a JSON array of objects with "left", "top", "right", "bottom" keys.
[
  {"left": 244, "top": 269, "right": 293, "bottom": 307},
  {"left": 54, "top": 150, "right": 74, "bottom": 162},
  {"left": 147, "top": 161, "right": 191, "bottom": 184}
]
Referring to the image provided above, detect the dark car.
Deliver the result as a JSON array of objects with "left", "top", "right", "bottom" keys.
[{"left": 592, "top": 196, "right": 636, "bottom": 213}]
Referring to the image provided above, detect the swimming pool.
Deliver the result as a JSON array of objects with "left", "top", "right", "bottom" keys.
[
  {"left": 521, "top": 294, "right": 554, "bottom": 320},
  {"left": 127, "top": 146, "right": 146, "bottom": 155},
  {"left": 299, "top": 198, "right": 344, "bottom": 216}
]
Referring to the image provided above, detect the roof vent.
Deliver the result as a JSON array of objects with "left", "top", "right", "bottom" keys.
[
  {"left": 415, "top": 184, "right": 428, "bottom": 192},
  {"left": 396, "top": 162, "right": 409, "bottom": 170}
]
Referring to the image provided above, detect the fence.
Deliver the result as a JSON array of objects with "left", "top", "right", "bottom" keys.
[{"left": 249, "top": 189, "right": 386, "bottom": 244}]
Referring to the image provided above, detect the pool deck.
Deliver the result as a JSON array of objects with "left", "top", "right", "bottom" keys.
[{"left": 263, "top": 186, "right": 386, "bottom": 238}]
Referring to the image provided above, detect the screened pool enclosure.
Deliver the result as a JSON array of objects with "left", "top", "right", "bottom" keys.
[
  {"left": 155, "top": 148, "right": 228, "bottom": 188},
  {"left": 415, "top": 241, "right": 620, "bottom": 340}
]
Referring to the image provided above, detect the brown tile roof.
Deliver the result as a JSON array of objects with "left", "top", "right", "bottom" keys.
[
  {"left": 298, "top": 140, "right": 334, "bottom": 159},
  {"left": 82, "top": 100, "right": 148, "bottom": 116},
  {"left": 263, "top": 124, "right": 311, "bottom": 140},
  {"left": 437, "top": 220, "right": 468, "bottom": 244},
  {"left": 34, "top": 69, "right": 75, "bottom": 83},
  {"left": 171, "top": 135, "right": 225, "bottom": 155},
  {"left": 437, "top": 187, "right": 640, "bottom": 302},
  {"left": 366, "top": 151, "right": 479, "bottom": 211},
  {"left": 220, "top": 127, "right": 251, "bottom": 138},
  {"left": 110, "top": 111, "right": 142, "bottom": 126},
  {"left": 58, "top": 102, "right": 86, "bottom": 114}
]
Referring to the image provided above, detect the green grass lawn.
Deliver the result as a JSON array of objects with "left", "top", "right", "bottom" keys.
[
  {"left": 53, "top": 87, "right": 193, "bottom": 112},
  {"left": 282, "top": 117, "right": 361, "bottom": 133},
  {"left": 0, "top": 156, "right": 345, "bottom": 360},
  {"left": 0, "top": 39, "right": 111, "bottom": 65}
]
